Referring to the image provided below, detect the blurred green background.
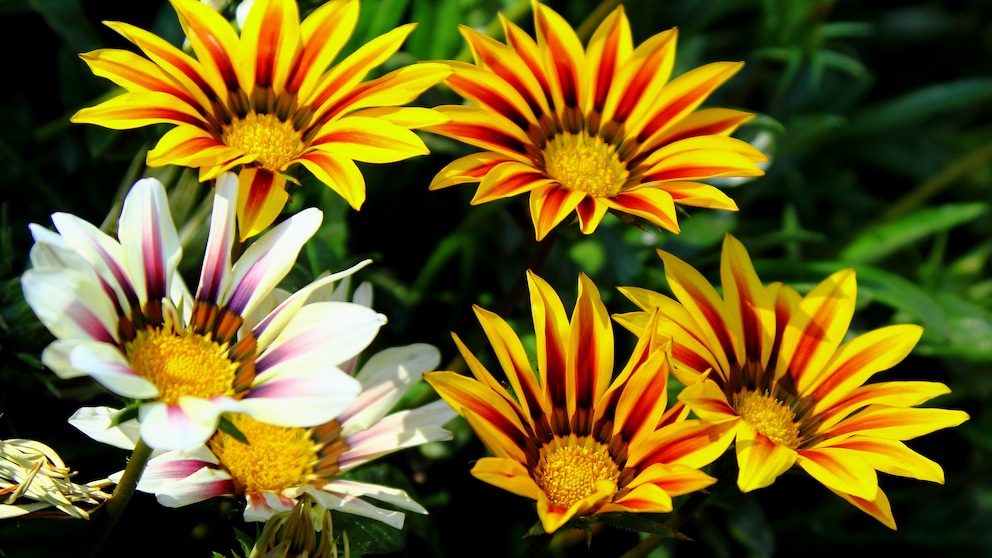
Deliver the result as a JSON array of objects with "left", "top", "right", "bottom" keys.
[{"left": 1, "top": 0, "right": 990, "bottom": 556}]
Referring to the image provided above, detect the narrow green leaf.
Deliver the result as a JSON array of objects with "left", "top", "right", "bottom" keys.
[
  {"left": 839, "top": 202, "right": 988, "bottom": 263},
  {"left": 219, "top": 416, "right": 249, "bottom": 444},
  {"left": 597, "top": 512, "right": 691, "bottom": 540},
  {"left": 845, "top": 78, "right": 992, "bottom": 135}
]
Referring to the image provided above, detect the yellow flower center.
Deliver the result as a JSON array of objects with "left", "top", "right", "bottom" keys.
[
  {"left": 734, "top": 391, "right": 801, "bottom": 449},
  {"left": 209, "top": 415, "right": 317, "bottom": 495},
  {"left": 543, "top": 132, "right": 629, "bottom": 197},
  {"left": 126, "top": 327, "right": 237, "bottom": 406},
  {"left": 222, "top": 111, "right": 303, "bottom": 171},
  {"left": 538, "top": 442, "right": 620, "bottom": 509}
]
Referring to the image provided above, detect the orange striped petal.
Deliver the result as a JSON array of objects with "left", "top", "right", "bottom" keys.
[
  {"left": 612, "top": 348, "right": 670, "bottom": 444},
  {"left": 536, "top": 479, "right": 615, "bottom": 533},
  {"left": 297, "top": 149, "right": 365, "bottom": 209},
  {"left": 470, "top": 457, "right": 542, "bottom": 500},
  {"left": 349, "top": 106, "right": 449, "bottom": 130},
  {"left": 529, "top": 184, "right": 585, "bottom": 241},
  {"left": 71, "top": 91, "right": 209, "bottom": 130},
  {"left": 309, "top": 116, "right": 429, "bottom": 163},
  {"left": 103, "top": 20, "right": 221, "bottom": 115},
  {"left": 600, "top": 483, "right": 673, "bottom": 514},
  {"left": 501, "top": 14, "right": 552, "bottom": 101},
  {"left": 595, "top": 311, "right": 664, "bottom": 428},
  {"left": 807, "top": 324, "right": 923, "bottom": 409},
  {"left": 236, "top": 168, "right": 289, "bottom": 240},
  {"left": 603, "top": 188, "right": 679, "bottom": 233},
  {"left": 601, "top": 28, "right": 677, "bottom": 131},
  {"left": 170, "top": 0, "right": 244, "bottom": 103},
  {"left": 641, "top": 148, "right": 765, "bottom": 183},
  {"left": 472, "top": 161, "right": 553, "bottom": 205},
  {"left": 426, "top": 105, "right": 531, "bottom": 159},
  {"left": 816, "top": 381, "right": 952, "bottom": 434},
  {"left": 659, "top": 249, "right": 735, "bottom": 375},
  {"left": 429, "top": 152, "right": 514, "bottom": 190},
  {"left": 310, "top": 23, "right": 416, "bottom": 122},
  {"left": 78, "top": 49, "right": 193, "bottom": 102},
  {"left": 796, "top": 447, "right": 878, "bottom": 500},
  {"left": 662, "top": 181, "right": 738, "bottom": 210},
  {"left": 828, "top": 486, "right": 896, "bottom": 530},
  {"left": 462, "top": 22, "right": 552, "bottom": 119},
  {"left": 290, "top": 0, "right": 359, "bottom": 101},
  {"left": 333, "top": 63, "right": 452, "bottom": 115},
  {"left": 473, "top": 306, "right": 548, "bottom": 434},
  {"left": 642, "top": 135, "right": 768, "bottom": 170},
  {"left": 628, "top": 418, "right": 737, "bottom": 470},
  {"left": 720, "top": 234, "right": 774, "bottom": 372},
  {"left": 647, "top": 108, "right": 756, "bottom": 147},
  {"left": 678, "top": 379, "right": 735, "bottom": 421},
  {"left": 735, "top": 421, "right": 797, "bottom": 492},
  {"left": 622, "top": 461, "right": 717, "bottom": 498},
  {"left": 533, "top": 2, "right": 588, "bottom": 125},
  {"left": 633, "top": 61, "right": 744, "bottom": 144},
  {"left": 575, "top": 197, "right": 610, "bottom": 234},
  {"left": 585, "top": 5, "right": 633, "bottom": 117},
  {"left": 451, "top": 332, "right": 524, "bottom": 414},
  {"left": 146, "top": 125, "right": 245, "bottom": 171},
  {"left": 239, "top": 0, "right": 300, "bottom": 97},
  {"left": 527, "top": 270, "right": 571, "bottom": 435},
  {"left": 822, "top": 405, "right": 969, "bottom": 441},
  {"left": 775, "top": 268, "right": 857, "bottom": 391},
  {"left": 813, "top": 437, "right": 944, "bottom": 483},
  {"left": 443, "top": 60, "right": 539, "bottom": 130},
  {"left": 424, "top": 371, "right": 529, "bottom": 463},
  {"left": 566, "top": 273, "right": 615, "bottom": 435}
]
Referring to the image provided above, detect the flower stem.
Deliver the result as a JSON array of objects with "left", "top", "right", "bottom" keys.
[{"left": 88, "top": 437, "right": 153, "bottom": 557}]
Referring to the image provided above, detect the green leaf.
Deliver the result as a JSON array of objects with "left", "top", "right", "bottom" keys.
[
  {"left": 110, "top": 402, "right": 141, "bottom": 427},
  {"left": 839, "top": 202, "right": 988, "bottom": 263},
  {"left": 845, "top": 78, "right": 992, "bottom": 136},
  {"left": 597, "top": 513, "right": 690, "bottom": 540},
  {"left": 218, "top": 416, "right": 249, "bottom": 444}
]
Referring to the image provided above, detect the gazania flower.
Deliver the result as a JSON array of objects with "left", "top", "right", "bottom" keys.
[
  {"left": 424, "top": 271, "right": 735, "bottom": 533},
  {"left": 424, "top": 1, "right": 767, "bottom": 241},
  {"left": 615, "top": 234, "right": 970, "bottom": 528},
  {"left": 22, "top": 173, "right": 385, "bottom": 451},
  {"left": 71, "top": 0, "right": 450, "bottom": 239},
  {"left": 72, "top": 343, "right": 456, "bottom": 528}
]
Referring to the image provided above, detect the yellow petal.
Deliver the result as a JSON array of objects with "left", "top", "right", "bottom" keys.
[
  {"left": 310, "top": 116, "right": 429, "bottom": 163},
  {"left": 828, "top": 486, "right": 896, "bottom": 530},
  {"left": 735, "top": 421, "right": 797, "bottom": 492},
  {"left": 796, "top": 446, "right": 879, "bottom": 500},
  {"left": 470, "top": 457, "right": 542, "bottom": 500},
  {"left": 297, "top": 149, "right": 366, "bottom": 210},
  {"left": 238, "top": 0, "right": 300, "bottom": 98},
  {"left": 236, "top": 168, "right": 289, "bottom": 240}
]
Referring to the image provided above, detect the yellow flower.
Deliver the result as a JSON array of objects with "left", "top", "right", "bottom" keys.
[
  {"left": 425, "top": 271, "right": 735, "bottom": 534},
  {"left": 424, "top": 0, "right": 767, "bottom": 240},
  {"left": 71, "top": 0, "right": 449, "bottom": 239},
  {"left": 615, "top": 234, "right": 970, "bottom": 528}
]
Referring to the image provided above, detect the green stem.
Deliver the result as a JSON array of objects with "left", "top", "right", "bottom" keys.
[
  {"left": 880, "top": 140, "right": 992, "bottom": 223},
  {"left": 617, "top": 489, "right": 713, "bottom": 558},
  {"left": 89, "top": 438, "right": 154, "bottom": 557}
]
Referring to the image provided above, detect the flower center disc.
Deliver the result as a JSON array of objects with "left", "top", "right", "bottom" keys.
[
  {"left": 126, "top": 327, "right": 237, "bottom": 405},
  {"left": 539, "top": 442, "right": 620, "bottom": 509},
  {"left": 734, "top": 391, "right": 801, "bottom": 448},
  {"left": 223, "top": 111, "right": 303, "bottom": 171},
  {"left": 210, "top": 415, "right": 317, "bottom": 494},
  {"left": 543, "top": 132, "right": 628, "bottom": 197}
]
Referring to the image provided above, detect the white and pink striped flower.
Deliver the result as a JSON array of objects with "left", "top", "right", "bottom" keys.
[
  {"left": 71, "top": 343, "right": 457, "bottom": 528},
  {"left": 23, "top": 173, "right": 384, "bottom": 451}
]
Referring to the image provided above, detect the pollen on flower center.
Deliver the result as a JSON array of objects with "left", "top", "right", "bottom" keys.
[
  {"left": 222, "top": 111, "right": 303, "bottom": 171},
  {"left": 542, "top": 132, "right": 629, "bottom": 197},
  {"left": 209, "top": 415, "right": 317, "bottom": 495},
  {"left": 734, "top": 391, "right": 801, "bottom": 449},
  {"left": 126, "top": 327, "right": 237, "bottom": 405},
  {"left": 538, "top": 442, "right": 620, "bottom": 509}
]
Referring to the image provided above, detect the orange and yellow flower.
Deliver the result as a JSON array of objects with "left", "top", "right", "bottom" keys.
[
  {"left": 424, "top": 1, "right": 767, "bottom": 240},
  {"left": 615, "top": 234, "right": 970, "bottom": 528},
  {"left": 71, "top": 0, "right": 449, "bottom": 238},
  {"left": 425, "top": 271, "right": 735, "bottom": 533}
]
